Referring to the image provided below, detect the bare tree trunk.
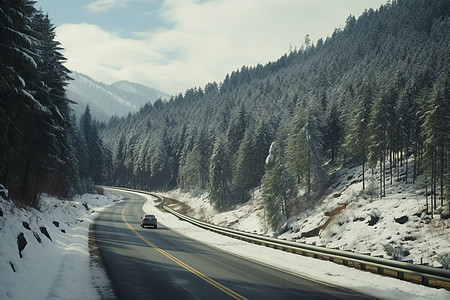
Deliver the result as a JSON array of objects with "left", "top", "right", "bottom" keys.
[
  {"left": 433, "top": 150, "right": 437, "bottom": 212},
  {"left": 425, "top": 173, "right": 429, "bottom": 215},
  {"left": 439, "top": 143, "right": 445, "bottom": 208},
  {"left": 379, "top": 153, "right": 383, "bottom": 199},
  {"left": 307, "top": 167, "right": 311, "bottom": 195},
  {"left": 383, "top": 149, "right": 386, "bottom": 198},
  {"left": 405, "top": 154, "right": 408, "bottom": 184},
  {"left": 413, "top": 142, "right": 417, "bottom": 184},
  {"left": 389, "top": 149, "right": 392, "bottom": 184},
  {"left": 430, "top": 150, "right": 435, "bottom": 219},
  {"left": 362, "top": 158, "right": 365, "bottom": 190}
]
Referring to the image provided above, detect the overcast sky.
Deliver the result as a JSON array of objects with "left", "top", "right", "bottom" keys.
[{"left": 37, "top": 0, "right": 387, "bottom": 95}]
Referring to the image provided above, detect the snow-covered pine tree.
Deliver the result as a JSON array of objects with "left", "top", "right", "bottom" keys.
[
  {"left": 287, "top": 105, "right": 325, "bottom": 196},
  {"left": 79, "top": 105, "right": 111, "bottom": 189},
  {"left": 287, "top": 102, "right": 308, "bottom": 184},
  {"left": 193, "top": 127, "right": 211, "bottom": 190},
  {"left": 31, "top": 11, "right": 74, "bottom": 197},
  {"left": 420, "top": 72, "right": 450, "bottom": 215},
  {"left": 344, "top": 81, "right": 373, "bottom": 190},
  {"left": 233, "top": 129, "right": 254, "bottom": 203},
  {"left": 368, "top": 86, "right": 397, "bottom": 198},
  {"left": 226, "top": 102, "right": 248, "bottom": 155},
  {"left": 112, "top": 134, "right": 127, "bottom": 187},
  {"left": 150, "top": 130, "right": 174, "bottom": 191},
  {"left": 250, "top": 121, "right": 271, "bottom": 187},
  {"left": 0, "top": 0, "right": 40, "bottom": 203},
  {"left": 209, "top": 137, "right": 233, "bottom": 209},
  {"left": 233, "top": 121, "right": 271, "bottom": 202},
  {"left": 132, "top": 135, "right": 150, "bottom": 190},
  {"left": 262, "top": 142, "right": 297, "bottom": 232},
  {"left": 395, "top": 78, "right": 421, "bottom": 184},
  {"left": 324, "top": 102, "right": 342, "bottom": 163}
]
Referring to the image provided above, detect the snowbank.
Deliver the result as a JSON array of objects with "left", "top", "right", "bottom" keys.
[{"left": 0, "top": 193, "right": 119, "bottom": 300}]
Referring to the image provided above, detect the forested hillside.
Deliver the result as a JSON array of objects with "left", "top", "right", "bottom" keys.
[
  {"left": 0, "top": 1, "right": 110, "bottom": 205},
  {"left": 101, "top": 0, "right": 450, "bottom": 231}
]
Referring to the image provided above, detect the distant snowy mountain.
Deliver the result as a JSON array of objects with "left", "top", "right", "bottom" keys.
[{"left": 67, "top": 72, "right": 169, "bottom": 122}]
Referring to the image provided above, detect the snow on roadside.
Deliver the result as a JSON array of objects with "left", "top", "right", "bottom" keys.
[
  {"left": 0, "top": 193, "right": 119, "bottom": 300},
  {"left": 0, "top": 175, "right": 448, "bottom": 300},
  {"left": 161, "top": 188, "right": 272, "bottom": 235},
  {"left": 161, "top": 163, "right": 450, "bottom": 269},
  {"left": 141, "top": 192, "right": 450, "bottom": 300}
]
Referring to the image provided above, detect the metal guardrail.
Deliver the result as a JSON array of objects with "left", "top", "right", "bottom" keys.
[
  {"left": 162, "top": 204, "right": 450, "bottom": 286},
  {"left": 103, "top": 186, "right": 450, "bottom": 288}
]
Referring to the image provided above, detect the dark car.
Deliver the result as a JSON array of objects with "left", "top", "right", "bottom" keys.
[{"left": 141, "top": 214, "right": 157, "bottom": 228}]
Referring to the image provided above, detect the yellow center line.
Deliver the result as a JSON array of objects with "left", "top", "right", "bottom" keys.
[{"left": 121, "top": 205, "right": 248, "bottom": 300}]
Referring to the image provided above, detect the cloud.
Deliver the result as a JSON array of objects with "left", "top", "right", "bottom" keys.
[
  {"left": 86, "top": 0, "right": 156, "bottom": 14},
  {"left": 56, "top": 23, "right": 161, "bottom": 80},
  {"left": 59, "top": 0, "right": 386, "bottom": 94},
  {"left": 86, "top": 0, "right": 125, "bottom": 13}
]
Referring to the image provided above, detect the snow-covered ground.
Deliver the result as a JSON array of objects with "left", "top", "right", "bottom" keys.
[
  {"left": 0, "top": 193, "right": 118, "bottom": 300},
  {"left": 1, "top": 167, "right": 449, "bottom": 300},
  {"left": 143, "top": 191, "right": 450, "bottom": 300},
  {"left": 160, "top": 163, "right": 450, "bottom": 269}
]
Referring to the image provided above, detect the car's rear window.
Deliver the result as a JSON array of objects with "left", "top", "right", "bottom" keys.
[{"left": 145, "top": 215, "right": 155, "bottom": 218}]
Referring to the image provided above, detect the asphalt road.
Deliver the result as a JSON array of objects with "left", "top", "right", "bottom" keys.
[{"left": 92, "top": 190, "right": 375, "bottom": 300}]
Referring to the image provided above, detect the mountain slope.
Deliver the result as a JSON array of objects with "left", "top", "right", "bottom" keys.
[
  {"left": 67, "top": 72, "right": 169, "bottom": 122},
  {"left": 100, "top": 0, "right": 450, "bottom": 200}
]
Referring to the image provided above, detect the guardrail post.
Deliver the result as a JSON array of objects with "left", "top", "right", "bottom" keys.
[
  {"left": 397, "top": 271, "right": 404, "bottom": 280},
  {"left": 422, "top": 276, "right": 429, "bottom": 286},
  {"left": 378, "top": 267, "right": 384, "bottom": 274}
]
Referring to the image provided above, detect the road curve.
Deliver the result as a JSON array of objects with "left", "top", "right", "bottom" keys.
[{"left": 91, "top": 190, "right": 375, "bottom": 300}]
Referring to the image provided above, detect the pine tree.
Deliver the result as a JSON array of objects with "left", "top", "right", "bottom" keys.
[
  {"left": 0, "top": 1, "right": 75, "bottom": 203},
  {"left": 324, "top": 102, "right": 342, "bottom": 163},
  {"left": 64, "top": 114, "right": 82, "bottom": 196},
  {"left": 226, "top": 102, "right": 248, "bottom": 154},
  {"left": 262, "top": 142, "right": 297, "bottom": 232},
  {"left": 233, "top": 129, "right": 254, "bottom": 203},
  {"left": 287, "top": 103, "right": 307, "bottom": 184},
  {"left": 251, "top": 121, "right": 271, "bottom": 186},
  {"left": 344, "top": 81, "right": 372, "bottom": 190},
  {"left": 0, "top": 0, "right": 39, "bottom": 203},
  {"left": 193, "top": 127, "right": 211, "bottom": 190},
  {"left": 79, "top": 105, "right": 110, "bottom": 188},
  {"left": 30, "top": 11, "right": 74, "bottom": 197},
  {"left": 368, "top": 86, "right": 397, "bottom": 198},
  {"left": 112, "top": 135, "right": 126, "bottom": 186},
  {"left": 73, "top": 118, "right": 91, "bottom": 192},
  {"left": 287, "top": 106, "right": 325, "bottom": 196},
  {"left": 80, "top": 105, "right": 97, "bottom": 183},
  {"left": 150, "top": 131, "right": 173, "bottom": 190},
  {"left": 209, "top": 137, "right": 233, "bottom": 209},
  {"left": 420, "top": 72, "right": 450, "bottom": 215}
]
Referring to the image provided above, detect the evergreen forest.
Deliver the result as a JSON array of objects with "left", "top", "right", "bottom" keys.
[
  {"left": 101, "top": 0, "right": 450, "bottom": 231},
  {"left": 1, "top": 0, "right": 109, "bottom": 206},
  {"left": 1, "top": 0, "right": 449, "bottom": 232}
]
